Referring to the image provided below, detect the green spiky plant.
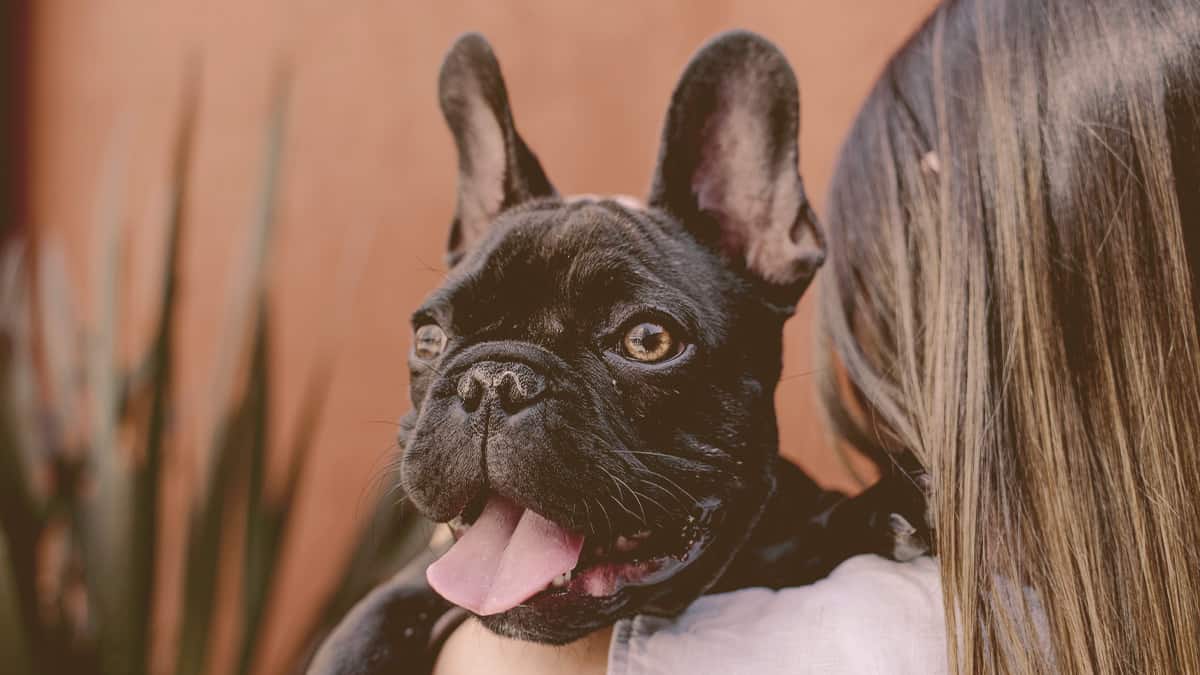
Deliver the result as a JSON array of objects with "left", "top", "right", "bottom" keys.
[{"left": 0, "top": 75, "right": 432, "bottom": 675}]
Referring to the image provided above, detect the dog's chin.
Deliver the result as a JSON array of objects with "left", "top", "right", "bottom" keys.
[{"left": 449, "top": 498, "right": 756, "bottom": 645}]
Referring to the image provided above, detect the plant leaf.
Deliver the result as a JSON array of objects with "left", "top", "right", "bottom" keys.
[
  {"left": 197, "top": 70, "right": 286, "bottom": 495},
  {"left": 37, "top": 240, "right": 80, "bottom": 441},
  {"left": 130, "top": 80, "right": 195, "bottom": 675},
  {"left": 0, "top": 221, "right": 44, "bottom": 474},
  {"left": 0, "top": 531, "right": 33, "bottom": 675},
  {"left": 82, "top": 80, "right": 193, "bottom": 675},
  {"left": 77, "top": 128, "right": 126, "bottom": 669},
  {"left": 173, "top": 302, "right": 266, "bottom": 675},
  {"left": 172, "top": 368, "right": 256, "bottom": 675},
  {"left": 236, "top": 146, "right": 378, "bottom": 675},
  {"left": 233, "top": 301, "right": 272, "bottom": 675},
  {"left": 0, "top": 243, "right": 43, "bottom": 672},
  {"left": 175, "top": 72, "right": 287, "bottom": 675}
]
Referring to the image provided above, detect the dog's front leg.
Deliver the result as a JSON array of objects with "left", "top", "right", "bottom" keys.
[{"left": 307, "top": 551, "right": 462, "bottom": 675}]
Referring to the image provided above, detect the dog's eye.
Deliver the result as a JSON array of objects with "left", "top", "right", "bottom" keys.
[
  {"left": 621, "top": 322, "right": 679, "bottom": 363},
  {"left": 414, "top": 324, "right": 448, "bottom": 360}
]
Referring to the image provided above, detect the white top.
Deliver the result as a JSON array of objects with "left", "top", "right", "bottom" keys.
[{"left": 607, "top": 555, "right": 947, "bottom": 675}]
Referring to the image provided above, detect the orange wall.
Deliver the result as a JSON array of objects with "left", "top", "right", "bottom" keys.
[{"left": 30, "top": 2, "right": 938, "bottom": 673}]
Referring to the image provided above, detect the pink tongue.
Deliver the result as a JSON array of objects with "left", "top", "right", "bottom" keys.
[{"left": 426, "top": 496, "right": 584, "bottom": 615}]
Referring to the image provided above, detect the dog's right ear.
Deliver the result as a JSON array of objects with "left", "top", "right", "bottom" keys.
[{"left": 438, "top": 33, "right": 556, "bottom": 266}]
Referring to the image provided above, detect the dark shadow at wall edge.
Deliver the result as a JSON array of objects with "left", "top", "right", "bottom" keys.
[{"left": 0, "top": 0, "right": 31, "bottom": 242}]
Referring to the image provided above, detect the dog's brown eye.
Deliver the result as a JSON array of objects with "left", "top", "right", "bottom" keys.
[
  {"left": 414, "top": 324, "right": 448, "bottom": 360},
  {"left": 621, "top": 322, "right": 678, "bottom": 363}
]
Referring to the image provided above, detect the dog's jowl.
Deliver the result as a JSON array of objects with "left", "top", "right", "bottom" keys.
[{"left": 308, "top": 30, "right": 928, "bottom": 675}]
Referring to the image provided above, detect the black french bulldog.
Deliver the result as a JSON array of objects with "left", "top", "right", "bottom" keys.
[{"left": 308, "top": 30, "right": 928, "bottom": 675}]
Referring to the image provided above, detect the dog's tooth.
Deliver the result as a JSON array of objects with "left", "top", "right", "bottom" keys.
[
  {"left": 615, "top": 535, "right": 638, "bottom": 552},
  {"left": 632, "top": 529, "right": 652, "bottom": 540}
]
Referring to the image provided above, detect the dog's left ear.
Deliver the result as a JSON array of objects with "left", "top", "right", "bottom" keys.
[
  {"left": 649, "top": 31, "right": 823, "bottom": 305},
  {"left": 439, "top": 33, "right": 556, "bottom": 266}
]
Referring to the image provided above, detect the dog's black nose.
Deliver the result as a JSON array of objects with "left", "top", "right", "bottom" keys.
[{"left": 456, "top": 361, "right": 546, "bottom": 413}]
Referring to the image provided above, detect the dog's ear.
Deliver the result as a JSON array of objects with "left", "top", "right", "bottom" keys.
[
  {"left": 439, "top": 33, "right": 555, "bottom": 266},
  {"left": 649, "top": 31, "right": 823, "bottom": 305}
]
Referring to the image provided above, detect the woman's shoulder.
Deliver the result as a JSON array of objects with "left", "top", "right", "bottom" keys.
[{"left": 608, "top": 555, "right": 946, "bottom": 675}]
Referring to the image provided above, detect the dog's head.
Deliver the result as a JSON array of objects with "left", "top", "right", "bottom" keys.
[{"left": 399, "top": 30, "right": 823, "bottom": 643}]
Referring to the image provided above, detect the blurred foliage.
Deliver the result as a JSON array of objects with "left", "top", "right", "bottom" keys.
[{"left": 0, "top": 75, "right": 429, "bottom": 675}]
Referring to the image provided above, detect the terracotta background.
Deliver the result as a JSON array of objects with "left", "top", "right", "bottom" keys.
[{"left": 28, "top": 1, "right": 938, "bottom": 673}]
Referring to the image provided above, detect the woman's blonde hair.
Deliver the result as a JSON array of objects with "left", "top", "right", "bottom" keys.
[{"left": 819, "top": 0, "right": 1200, "bottom": 672}]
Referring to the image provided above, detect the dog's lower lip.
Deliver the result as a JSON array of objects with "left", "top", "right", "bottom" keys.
[
  {"left": 553, "top": 552, "right": 676, "bottom": 597},
  {"left": 536, "top": 520, "right": 713, "bottom": 602}
]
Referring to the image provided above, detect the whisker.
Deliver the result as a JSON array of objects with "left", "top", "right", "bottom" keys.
[
  {"left": 778, "top": 366, "right": 831, "bottom": 383},
  {"left": 594, "top": 496, "right": 613, "bottom": 536},
  {"left": 609, "top": 493, "right": 641, "bottom": 523},
  {"left": 636, "top": 475, "right": 686, "bottom": 507},
  {"left": 635, "top": 465, "right": 700, "bottom": 505},
  {"left": 375, "top": 476, "right": 408, "bottom": 510},
  {"left": 415, "top": 255, "right": 449, "bottom": 276},
  {"left": 414, "top": 359, "right": 448, "bottom": 378},
  {"left": 357, "top": 441, "right": 405, "bottom": 514},
  {"left": 635, "top": 489, "right": 670, "bottom": 515},
  {"left": 581, "top": 499, "right": 596, "bottom": 536},
  {"left": 605, "top": 469, "right": 647, "bottom": 524}
]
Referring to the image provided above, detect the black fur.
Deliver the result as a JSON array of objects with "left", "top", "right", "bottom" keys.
[{"left": 308, "top": 30, "right": 928, "bottom": 675}]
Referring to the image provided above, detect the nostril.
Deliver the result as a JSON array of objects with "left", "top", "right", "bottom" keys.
[
  {"left": 456, "top": 372, "right": 484, "bottom": 411},
  {"left": 495, "top": 369, "right": 544, "bottom": 412}
]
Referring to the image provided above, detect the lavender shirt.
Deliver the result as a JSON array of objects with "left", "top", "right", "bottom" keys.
[{"left": 607, "top": 555, "right": 946, "bottom": 674}]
